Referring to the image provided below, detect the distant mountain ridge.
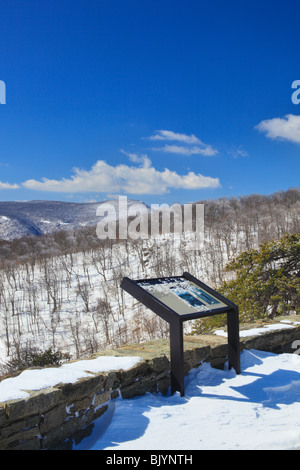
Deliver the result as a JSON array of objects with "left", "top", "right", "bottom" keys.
[
  {"left": 0, "top": 189, "right": 299, "bottom": 241},
  {"left": 0, "top": 199, "right": 145, "bottom": 240}
]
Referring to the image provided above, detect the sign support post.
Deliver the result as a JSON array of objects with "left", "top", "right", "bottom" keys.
[
  {"left": 170, "top": 317, "right": 184, "bottom": 396},
  {"left": 227, "top": 307, "right": 240, "bottom": 373}
]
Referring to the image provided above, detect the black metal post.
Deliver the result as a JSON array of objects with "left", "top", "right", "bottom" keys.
[
  {"left": 227, "top": 308, "right": 241, "bottom": 374},
  {"left": 170, "top": 318, "right": 185, "bottom": 396}
]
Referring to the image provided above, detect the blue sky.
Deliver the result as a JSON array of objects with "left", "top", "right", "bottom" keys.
[{"left": 0, "top": 0, "right": 299, "bottom": 205}]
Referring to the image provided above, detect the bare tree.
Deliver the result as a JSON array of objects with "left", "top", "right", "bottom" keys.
[{"left": 95, "top": 298, "right": 113, "bottom": 345}]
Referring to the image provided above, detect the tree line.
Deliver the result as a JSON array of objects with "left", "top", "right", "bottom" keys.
[{"left": 0, "top": 188, "right": 299, "bottom": 373}]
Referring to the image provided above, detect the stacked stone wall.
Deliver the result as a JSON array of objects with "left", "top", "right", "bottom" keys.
[{"left": 1, "top": 320, "right": 299, "bottom": 450}]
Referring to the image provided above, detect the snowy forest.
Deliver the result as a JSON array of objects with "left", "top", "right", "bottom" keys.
[{"left": 0, "top": 189, "right": 299, "bottom": 373}]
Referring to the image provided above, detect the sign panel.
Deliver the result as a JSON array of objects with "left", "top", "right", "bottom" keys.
[{"left": 136, "top": 277, "right": 227, "bottom": 316}]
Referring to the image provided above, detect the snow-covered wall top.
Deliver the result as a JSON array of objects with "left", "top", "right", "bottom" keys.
[{"left": 1, "top": 318, "right": 300, "bottom": 450}]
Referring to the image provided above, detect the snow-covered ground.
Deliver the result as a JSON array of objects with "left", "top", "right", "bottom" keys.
[
  {"left": 1, "top": 338, "right": 300, "bottom": 449},
  {"left": 0, "top": 355, "right": 143, "bottom": 402},
  {"left": 0, "top": 232, "right": 235, "bottom": 366},
  {"left": 72, "top": 349, "right": 300, "bottom": 450},
  {"left": 215, "top": 319, "right": 300, "bottom": 337}
]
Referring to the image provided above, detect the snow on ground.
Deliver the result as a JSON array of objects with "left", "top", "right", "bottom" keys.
[
  {"left": 0, "top": 230, "right": 240, "bottom": 365},
  {"left": 214, "top": 320, "right": 300, "bottom": 338},
  {"left": 1, "top": 348, "right": 300, "bottom": 449},
  {"left": 73, "top": 349, "right": 300, "bottom": 450},
  {"left": 0, "top": 356, "right": 142, "bottom": 402}
]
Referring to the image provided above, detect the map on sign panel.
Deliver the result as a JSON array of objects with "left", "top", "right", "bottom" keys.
[{"left": 136, "top": 277, "right": 226, "bottom": 316}]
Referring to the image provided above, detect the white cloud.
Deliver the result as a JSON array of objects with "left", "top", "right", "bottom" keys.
[
  {"left": 255, "top": 114, "right": 300, "bottom": 144},
  {"left": 154, "top": 144, "right": 217, "bottom": 156},
  {"left": 22, "top": 158, "right": 220, "bottom": 195},
  {"left": 148, "top": 129, "right": 218, "bottom": 156},
  {"left": 227, "top": 145, "right": 249, "bottom": 158},
  {"left": 0, "top": 181, "right": 19, "bottom": 190},
  {"left": 149, "top": 130, "right": 202, "bottom": 145},
  {"left": 120, "top": 149, "right": 151, "bottom": 167}
]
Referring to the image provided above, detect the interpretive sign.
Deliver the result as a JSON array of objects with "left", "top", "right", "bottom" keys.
[
  {"left": 121, "top": 272, "right": 240, "bottom": 396},
  {"left": 135, "top": 276, "right": 228, "bottom": 316}
]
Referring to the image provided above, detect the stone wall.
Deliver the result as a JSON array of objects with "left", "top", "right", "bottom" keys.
[{"left": 1, "top": 317, "right": 300, "bottom": 450}]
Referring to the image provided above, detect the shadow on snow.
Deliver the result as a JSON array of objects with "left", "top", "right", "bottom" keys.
[{"left": 74, "top": 349, "right": 300, "bottom": 450}]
